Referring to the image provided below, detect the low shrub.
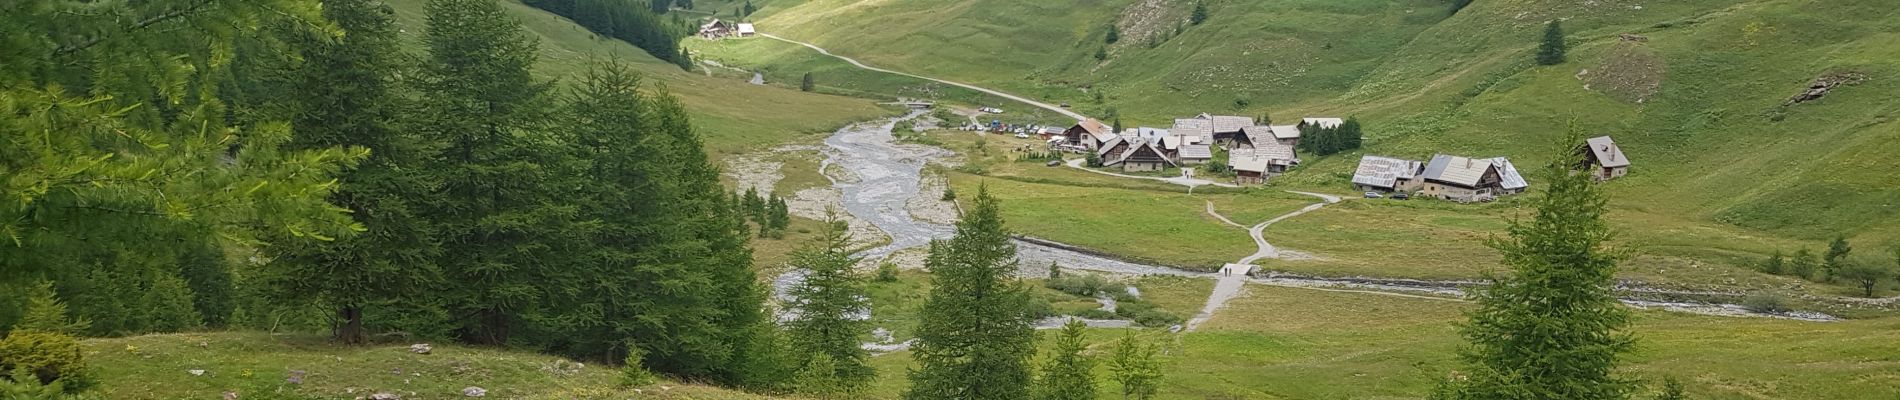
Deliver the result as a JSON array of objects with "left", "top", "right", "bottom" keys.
[
  {"left": 0, "top": 330, "right": 91, "bottom": 392},
  {"left": 1741, "top": 293, "right": 1789, "bottom": 314},
  {"left": 1045, "top": 274, "right": 1124, "bottom": 297},
  {"left": 1073, "top": 309, "right": 1119, "bottom": 320},
  {"left": 874, "top": 262, "right": 899, "bottom": 283}
]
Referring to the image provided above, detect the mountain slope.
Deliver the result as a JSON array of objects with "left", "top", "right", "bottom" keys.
[
  {"left": 754, "top": 0, "right": 1900, "bottom": 247},
  {"left": 384, "top": 0, "right": 889, "bottom": 158}
]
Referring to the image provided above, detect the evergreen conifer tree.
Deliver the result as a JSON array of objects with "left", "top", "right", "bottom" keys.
[
  {"left": 794, "top": 352, "right": 848, "bottom": 398},
  {"left": 142, "top": 274, "right": 204, "bottom": 333},
  {"left": 786, "top": 215, "right": 875, "bottom": 391},
  {"left": 1106, "top": 25, "right": 1121, "bottom": 44},
  {"left": 1536, "top": 20, "right": 1567, "bottom": 65},
  {"left": 1823, "top": 235, "right": 1852, "bottom": 281},
  {"left": 905, "top": 186, "right": 1038, "bottom": 400},
  {"left": 1790, "top": 249, "right": 1820, "bottom": 280},
  {"left": 17, "top": 281, "right": 89, "bottom": 335},
  {"left": 803, "top": 72, "right": 817, "bottom": 92},
  {"left": 1763, "top": 250, "right": 1786, "bottom": 275},
  {"left": 1109, "top": 331, "right": 1161, "bottom": 400},
  {"left": 1432, "top": 134, "right": 1635, "bottom": 399},
  {"left": 1191, "top": 2, "right": 1210, "bottom": 25},
  {"left": 267, "top": 0, "right": 445, "bottom": 345},
  {"left": 1036, "top": 320, "right": 1097, "bottom": 400}
]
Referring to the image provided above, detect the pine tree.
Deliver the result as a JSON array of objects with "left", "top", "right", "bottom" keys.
[
  {"left": 802, "top": 72, "right": 817, "bottom": 92},
  {"left": 743, "top": 1, "right": 758, "bottom": 17},
  {"left": 745, "top": 187, "right": 769, "bottom": 223},
  {"left": 17, "top": 281, "right": 89, "bottom": 335},
  {"left": 418, "top": 0, "right": 569, "bottom": 346},
  {"left": 1432, "top": 133, "right": 1635, "bottom": 399},
  {"left": 1763, "top": 250, "right": 1786, "bottom": 275},
  {"left": 1036, "top": 320, "right": 1097, "bottom": 400},
  {"left": 1823, "top": 235, "right": 1852, "bottom": 281},
  {"left": 1536, "top": 20, "right": 1567, "bottom": 65},
  {"left": 143, "top": 274, "right": 204, "bottom": 333},
  {"left": 1654, "top": 377, "right": 1685, "bottom": 400},
  {"left": 906, "top": 186, "right": 1038, "bottom": 400},
  {"left": 1790, "top": 249, "right": 1820, "bottom": 280},
  {"left": 786, "top": 215, "right": 875, "bottom": 391},
  {"left": 794, "top": 352, "right": 848, "bottom": 399},
  {"left": 1106, "top": 25, "right": 1121, "bottom": 44},
  {"left": 1190, "top": 2, "right": 1210, "bottom": 25},
  {"left": 265, "top": 0, "right": 445, "bottom": 345},
  {"left": 1095, "top": 47, "right": 1109, "bottom": 61},
  {"left": 1109, "top": 331, "right": 1161, "bottom": 400}
]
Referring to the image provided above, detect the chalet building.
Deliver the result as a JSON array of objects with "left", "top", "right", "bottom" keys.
[
  {"left": 1100, "top": 139, "right": 1175, "bottom": 172},
  {"left": 1178, "top": 144, "right": 1213, "bottom": 165},
  {"left": 1230, "top": 143, "right": 1299, "bottom": 185},
  {"left": 1482, "top": 157, "right": 1529, "bottom": 195},
  {"left": 1171, "top": 118, "right": 1212, "bottom": 144},
  {"left": 1351, "top": 155, "right": 1424, "bottom": 192},
  {"left": 1418, "top": 155, "right": 1500, "bottom": 202},
  {"left": 735, "top": 23, "right": 757, "bottom": 37},
  {"left": 1062, "top": 119, "right": 1113, "bottom": 149},
  {"left": 1578, "top": 136, "right": 1630, "bottom": 181},
  {"left": 698, "top": 19, "right": 733, "bottom": 39},
  {"left": 1171, "top": 114, "right": 1251, "bottom": 145}
]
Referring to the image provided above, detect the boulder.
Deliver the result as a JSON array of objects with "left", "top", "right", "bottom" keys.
[
  {"left": 409, "top": 343, "right": 432, "bottom": 355},
  {"left": 462, "top": 387, "right": 486, "bottom": 397}
]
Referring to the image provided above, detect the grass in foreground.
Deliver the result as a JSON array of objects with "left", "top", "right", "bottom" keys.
[{"left": 83, "top": 332, "right": 767, "bottom": 400}]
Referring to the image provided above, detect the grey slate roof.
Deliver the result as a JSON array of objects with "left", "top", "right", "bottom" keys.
[
  {"left": 1585, "top": 136, "right": 1630, "bottom": 168},
  {"left": 1352, "top": 155, "right": 1422, "bottom": 189},
  {"left": 1179, "top": 144, "right": 1213, "bottom": 160},
  {"left": 1483, "top": 157, "right": 1528, "bottom": 190},
  {"left": 1422, "top": 154, "right": 1494, "bottom": 187}
]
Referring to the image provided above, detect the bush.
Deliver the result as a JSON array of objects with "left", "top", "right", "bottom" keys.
[
  {"left": 940, "top": 188, "right": 957, "bottom": 202},
  {"left": 1741, "top": 293, "right": 1789, "bottom": 314},
  {"left": 1045, "top": 274, "right": 1123, "bottom": 297},
  {"left": 1112, "top": 299, "right": 1182, "bottom": 327},
  {"left": 0, "top": 330, "right": 91, "bottom": 392},
  {"left": 1026, "top": 296, "right": 1056, "bottom": 320},
  {"left": 619, "top": 346, "right": 657, "bottom": 387},
  {"left": 874, "top": 262, "right": 899, "bottom": 283},
  {"left": 1073, "top": 309, "right": 1118, "bottom": 320}
]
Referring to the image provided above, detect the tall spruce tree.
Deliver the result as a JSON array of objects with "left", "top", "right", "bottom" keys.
[
  {"left": 1433, "top": 134, "right": 1635, "bottom": 400},
  {"left": 266, "top": 0, "right": 444, "bottom": 345},
  {"left": 1036, "top": 320, "right": 1097, "bottom": 400},
  {"left": 1536, "top": 20, "right": 1567, "bottom": 65},
  {"left": 418, "top": 0, "right": 573, "bottom": 346},
  {"left": 1823, "top": 235, "right": 1852, "bottom": 281},
  {"left": 906, "top": 186, "right": 1038, "bottom": 400},
  {"left": 786, "top": 215, "right": 875, "bottom": 392}
]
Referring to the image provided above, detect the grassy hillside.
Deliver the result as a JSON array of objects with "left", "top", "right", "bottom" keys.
[
  {"left": 739, "top": 0, "right": 1900, "bottom": 280},
  {"left": 83, "top": 332, "right": 769, "bottom": 399},
  {"left": 382, "top": 0, "right": 890, "bottom": 158}
]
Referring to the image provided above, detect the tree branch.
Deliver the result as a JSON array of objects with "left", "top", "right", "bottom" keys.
[{"left": 51, "top": 0, "right": 218, "bottom": 58}]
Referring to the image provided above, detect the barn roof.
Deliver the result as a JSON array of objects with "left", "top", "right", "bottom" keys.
[
  {"left": 1095, "top": 137, "right": 1126, "bottom": 158},
  {"left": 1110, "top": 140, "right": 1176, "bottom": 167},
  {"left": 1351, "top": 155, "right": 1423, "bottom": 189},
  {"left": 1422, "top": 154, "right": 1495, "bottom": 187},
  {"left": 1230, "top": 155, "right": 1270, "bottom": 173},
  {"left": 1073, "top": 119, "right": 1110, "bottom": 136},
  {"left": 736, "top": 23, "right": 756, "bottom": 34},
  {"left": 1585, "top": 136, "right": 1630, "bottom": 168},
  {"left": 1199, "top": 114, "right": 1255, "bottom": 134},
  {"left": 1483, "top": 157, "right": 1529, "bottom": 190},
  {"left": 1179, "top": 144, "right": 1213, "bottom": 160}
]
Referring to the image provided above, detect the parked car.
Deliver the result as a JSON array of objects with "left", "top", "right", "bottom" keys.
[
  {"left": 1014, "top": 132, "right": 1031, "bottom": 139},
  {"left": 1391, "top": 192, "right": 1410, "bottom": 200},
  {"left": 1363, "top": 192, "right": 1383, "bottom": 199},
  {"left": 1045, "top": 160, "right": 1063, "bottom": 167}
]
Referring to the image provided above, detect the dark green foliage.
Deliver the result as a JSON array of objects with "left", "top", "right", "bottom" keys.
[
  {"left": 1433, "top": 135, "right": 1634, "bottom": 399},
  {"left": 1106, "top": 25, "right": 1121, "bottom": 44},
  {"left": 176, "top": 244, "right": 234, "bottom": 328},
  {"left": 905, "top": 186, "right": 1038, "bottom": 400},
  {"left": 1761, "top": 250, "right": 1785, "bottom": 275},
  {"left": 1048, "top": 263, "right": 1062, "bottom": 279},
  {"left": 1789, "top": 249, "right": 1820, "bottom": 280},
  {"left": 0, "top": 330, "right": 90, "bottom": 391},
  {"left": 1109, "top": 331, "right": 1161, "bottom": 400},
  {"left": 1834, "top": 257, "right": 1895, "bottom": 297},
  {"left": 743, "top": 1, "right": 758, "bottom": 17},
  {"left": 1094, "top": 47, "right": 1108, "bottom": 61},
  {"left": 1035, "top": 320, "right": 1096, "bottom": 400},
  {"left": 1016, "top": 151, "right": 1064, "bottom": 162},
  {"left": 1112, "top": 300, "right": 1181, "bottom": 328},
  {"left": 1045, "top": 274, "right": 1124, "bottom": 297},
  {"left": 620, "top": 345, "right": 658, "bottom": 387},
  {"left": 266, "top": 0, "right": 444, "bottom": 345},
  {"left": 942, "top": 188, "right": 958, "bottom": 202},
  {"left": 1112, "top": 118, "right": 1124, "bottom": 133},
  {"left": 650, "top": 0, "right": 671, "bottom": 13},
  {"left": 1191, "top": 2, "right": 1210, "bottom": 25},
  {"left": 1449, "top": 0, "right": 1474, "bottom": 15},
  {"left": 1823, "top": 236, "right": 1852, "bottom": 281},
  {"left": 1086, "top": 152, "right": 1104, "bottom": 168},
  {"left": 522, "top": 0, "right": 693, "bottom": 68},
  {"left": 141, "top": 274, "right": 204, "bottom": 333},
  {"left": 794, "top": 352, "right": 847, "bottom": 398},
  {"left": 1295, "top": 118, "right": 1365, "bottom": 156},
  {"left": 786, "top": 217, "right": 875, "bottom": 392},
  {"left": 802, "top": 72, "right": 816, "bottom": 92},
  {"left": 419, "top": 0, "right": 574, "bottom": 346},
  {"left": 877, "top": 263, "right": 901, "bottom": 282},
  {"left": 1536, "top": 20, "right": 1567, "bottom": 65}
]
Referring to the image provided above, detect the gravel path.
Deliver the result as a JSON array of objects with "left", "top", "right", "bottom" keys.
[
  {"left": 761, "top": 33, "right": 1087, "bottom": 121},
  {"left": 1064, "top": 158, "right": 1239, "bottom": 188},
  {"left": 1237, "top": 191, "right": 1341, "bottom": 265}
]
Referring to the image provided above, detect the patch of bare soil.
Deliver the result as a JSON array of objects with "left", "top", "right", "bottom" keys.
[
  {"left": 906, "top": 173, "right": 960, "bottom": 226},
  {"left": 1578, "top": 41, "right": 1666, "bottom": 103},
  {"left": 787, "top": 186, "right": 888, "bottom": 249},
  {"left": 1117, "top": 0, "right": 1185, "bottom": 48}
]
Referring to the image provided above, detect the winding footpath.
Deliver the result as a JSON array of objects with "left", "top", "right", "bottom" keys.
[
  {"left": 761, "top": 33, "right": 1088, "bottom": 121},
  {"left": 1186, "top": 191, "right": 1341, "bottom": 331}
]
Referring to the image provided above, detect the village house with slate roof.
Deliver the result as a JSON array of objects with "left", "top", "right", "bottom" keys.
[
  {"left": 1578, "top": 135, "right": 1631, "bottom": 181},
  {"left": 1352, "top": 155, "right": 1425, "bottom": 192}
]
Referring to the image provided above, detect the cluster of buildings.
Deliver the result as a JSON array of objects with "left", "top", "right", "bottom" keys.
[
  {"left": 1351, "top": 136, "right": 1629, "bottom": 202},
  {"left": 697, "top": 19, "right": 756, "bottom": 39},
  {"left": 1050, "top": 114, "right": 1342, "bottom": 184}
]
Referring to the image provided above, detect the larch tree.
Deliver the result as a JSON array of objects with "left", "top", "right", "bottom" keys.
[
  {"left": 786, "top": 215, "right": 876, "bottom": 392},
  {"left": 1036, "top": 320, "right": 1097, "bottom": 400},
  {"left": 1536, "top": 20, "right": 1567, "bottom": 65},
  {"left": 1108, "top": 331, "right": 1161, "bottom": 400},
  {"left": 906, "top": 186, "right": 1039, "bottom": 400},
  {"left": 1432, "top": 133, "right": 1635, "bottom": 400},
  {"left": 417, "top": 0, "right": 574, "bottom": 346},
  {"left": 266, "top": 0, "right": 444, "bottom": 345}
]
